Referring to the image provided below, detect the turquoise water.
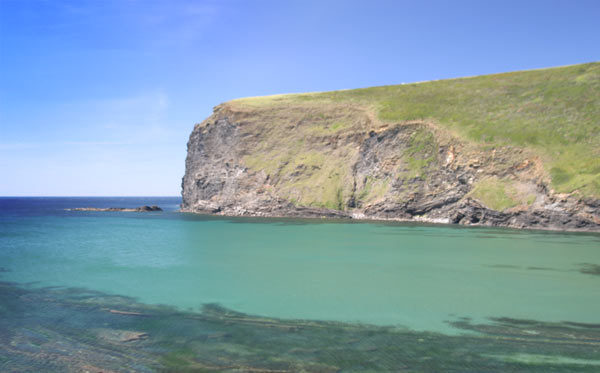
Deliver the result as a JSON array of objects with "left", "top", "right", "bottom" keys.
[
  {"left": 0, "top": 197, "right": 600, "bottom": 372},
  {"left": 1, "top": 197, "right": 600, "bottom": 371}
]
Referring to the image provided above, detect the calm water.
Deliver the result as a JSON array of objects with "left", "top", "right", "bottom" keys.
[{"left": 1, "top": 197, "right": 600, "bottom": 371}]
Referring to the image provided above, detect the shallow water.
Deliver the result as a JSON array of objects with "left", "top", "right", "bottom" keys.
[{"left": 1, "top": 197, "right": 599, "bottom": 371}]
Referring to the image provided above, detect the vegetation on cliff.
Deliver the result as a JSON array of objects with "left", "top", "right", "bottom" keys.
[
  {"left": 233, "top": 62, "right": 599, "bottom": 203},
  {"left": 182, "top": 63, "right": 599, "bottom": 231}
]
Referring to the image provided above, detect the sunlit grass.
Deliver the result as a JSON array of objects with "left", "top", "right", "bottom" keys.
[{"left": 235, "top": 63, "right": 600, "bottom": 198}]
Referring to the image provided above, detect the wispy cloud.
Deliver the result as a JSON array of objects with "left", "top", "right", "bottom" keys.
[
  {"left": 0, "top": 143, "right": 42, "bottom": 150},
  {"left": 1, "top": 90, "right": 186, "bottom": 150},
  {"left": 0, "top": 140, "right": 132, "bottom": 150},
  {"left": 21, "top": 0, "right": 221, "bottom": 50},
  {"left": 62, "top": 140, "right": 133, "bottom": 146},
  {"left": 88, "top": 91, "right": 176, "bottom": 142},
  {"left": 136, "top": 0, "right": 220, "bottom": 48}
]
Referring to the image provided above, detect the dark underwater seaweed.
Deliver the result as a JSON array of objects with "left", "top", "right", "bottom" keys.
[
  {"left": 579, "top": 263, "right": 600, "bottom": 276},
  {"left": 1, "top": 282, "right": 599, "bottom": 372}
]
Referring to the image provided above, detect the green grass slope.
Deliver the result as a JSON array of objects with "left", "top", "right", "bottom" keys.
[{"left": 233, "top": 62, "right": 600, "bottom": 199}]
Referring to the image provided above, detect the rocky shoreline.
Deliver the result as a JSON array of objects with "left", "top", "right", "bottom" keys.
[{"left": 180, "top": 199, "right": 600, "bottom": 233}]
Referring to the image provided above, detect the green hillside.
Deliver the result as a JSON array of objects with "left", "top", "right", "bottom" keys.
[{"left": 233, "top": 62, "right": 600, "bottom": 199}]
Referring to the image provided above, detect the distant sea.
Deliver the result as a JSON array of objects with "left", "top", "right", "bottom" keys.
[{"left": 1, "top": 197, "right": 599, "bottom": 371}]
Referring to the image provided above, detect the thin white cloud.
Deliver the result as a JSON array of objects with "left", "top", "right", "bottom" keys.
[
  {"left": 1, "top": 90, "right": 185, "bottom": 149},
  {"left": 62, "top": 140, "right": 133, "bottom": 146},
  {"left": 133, "top": 0, "right": 221, "bottom": 47},
  {"left": 0, "top": 143, "right": 42, "bottom": 150},
  {"left": 26, "top": 0, "right": 221, "bottom": 51},
  {"left": 0, "top": 141, "right": 131, "bottom": 150},
  {"left": 72, "top": 91, "right": 172, "bottom": 138}
]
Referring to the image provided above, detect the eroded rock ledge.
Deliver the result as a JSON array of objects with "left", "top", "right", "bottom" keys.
[
  {"left": 67, "top": 206, "right": 163, "bottom": 212},
  {"left": 181, "top": 103, "right": 600, "bottom": 232}
]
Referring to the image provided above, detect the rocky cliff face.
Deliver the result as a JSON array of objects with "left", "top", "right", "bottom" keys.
[{"left": 181, "top": 101, "right": 600, "bottom": 232}]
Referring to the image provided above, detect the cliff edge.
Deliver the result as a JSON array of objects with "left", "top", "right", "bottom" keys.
[{"left": 182, "top": 63, "right": 600, "bottom": 231}]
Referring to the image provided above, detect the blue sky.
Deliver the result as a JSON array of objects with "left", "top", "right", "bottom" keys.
[{"left": 1, "top": 0, "right": 598, "bottom": 196}]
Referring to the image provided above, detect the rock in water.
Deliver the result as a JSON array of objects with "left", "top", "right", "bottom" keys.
[
  {"left": 135, "top": 205, "right": 162, "bottom": 212},
  {"left": 68, "top": 206, "right": 163, "bottom": 212}
]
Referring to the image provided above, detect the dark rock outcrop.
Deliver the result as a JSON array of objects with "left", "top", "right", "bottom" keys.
[{"left": 68, "top": 206, "right": 162, "bottom": 212}]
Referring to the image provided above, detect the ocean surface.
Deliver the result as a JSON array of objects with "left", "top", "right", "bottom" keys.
[{"left": 1, "top": 197, "right": 599, "bottom": 371}]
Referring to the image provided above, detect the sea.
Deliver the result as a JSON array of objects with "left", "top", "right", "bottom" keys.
[{"left": 1, "top": 196, "right": 599, "bottom": 371}]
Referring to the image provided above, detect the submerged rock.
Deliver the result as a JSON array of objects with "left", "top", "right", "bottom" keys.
[
  {"left": 3, "top": 281, "right": 600, "bottom": 372},
  {"left": 97, "top": 329, "right": 149, "bottom": 343}
]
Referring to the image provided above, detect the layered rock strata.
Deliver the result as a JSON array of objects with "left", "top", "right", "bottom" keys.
[{"left": 181, "top": 104, "right": 599, "bottom": 232}]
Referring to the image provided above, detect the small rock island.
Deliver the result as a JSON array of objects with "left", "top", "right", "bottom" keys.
[{"left": 67, "top": 206, "right": 163, "bottom": 212}]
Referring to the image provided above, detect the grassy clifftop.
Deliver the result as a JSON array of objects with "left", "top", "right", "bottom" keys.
[{"left": 232, "top": 62, "right": 600, "bottom": 199}]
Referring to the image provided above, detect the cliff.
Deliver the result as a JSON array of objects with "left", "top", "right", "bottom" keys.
[{"left": 182, "top": 63, "right": 600, "bottom": 231}]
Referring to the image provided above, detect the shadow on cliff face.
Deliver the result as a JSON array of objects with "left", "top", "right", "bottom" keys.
[{"left": 1, "top": 281, "right": 600, "bottom": 372}]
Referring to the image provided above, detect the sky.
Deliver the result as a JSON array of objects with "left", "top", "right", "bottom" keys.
[{"left": 1, "top": 0, "right": 598, "bottom": 196}]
